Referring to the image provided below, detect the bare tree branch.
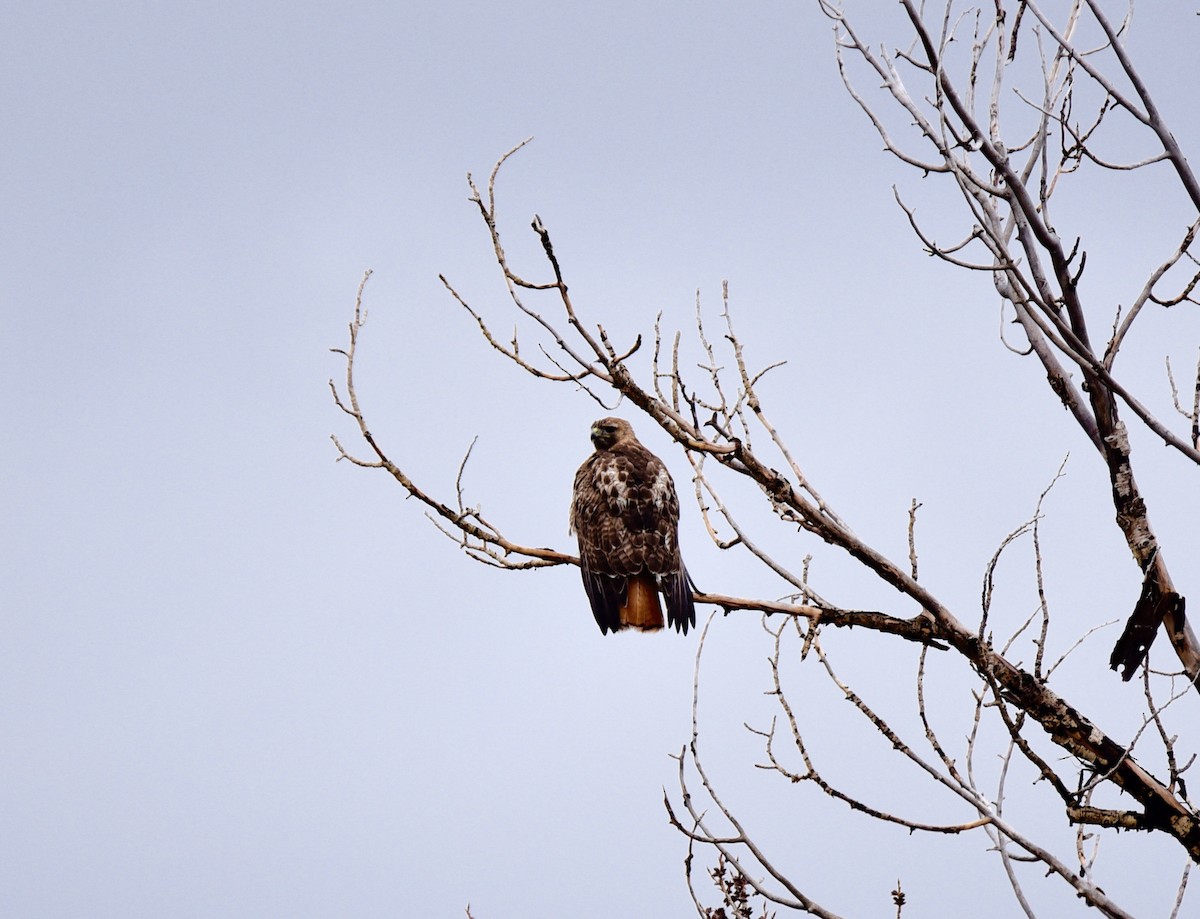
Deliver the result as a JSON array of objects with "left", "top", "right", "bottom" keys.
[{"left": 333, "top": 4, "right": 1200, "bottom": 912}]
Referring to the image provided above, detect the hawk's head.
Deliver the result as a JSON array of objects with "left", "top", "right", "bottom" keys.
[{"left": 590, "top": 417, "right": 636, "bottom": 451}]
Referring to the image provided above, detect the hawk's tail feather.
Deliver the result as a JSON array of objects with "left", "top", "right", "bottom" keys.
[{"left": 620, "top": 575, "right": 665, "bottom": 631}]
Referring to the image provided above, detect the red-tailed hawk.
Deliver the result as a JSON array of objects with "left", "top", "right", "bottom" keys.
[{"left": 569, "top": 417, "right": 696, "bottom": 635}]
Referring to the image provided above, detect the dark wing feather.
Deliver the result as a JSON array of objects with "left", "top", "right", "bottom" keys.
[
  {"left": 579, "top": 559, "right": 626, "bottom": 634},
  {"left": 571, "top": 459, "right": 629, "bottom": 633},
  {"left": 661, "top": 564, "right": 696, "bottom": 635}
]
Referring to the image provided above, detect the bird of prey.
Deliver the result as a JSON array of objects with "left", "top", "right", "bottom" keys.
[{"left": 569, "top": 417, "right": 696, "bottom": 635}]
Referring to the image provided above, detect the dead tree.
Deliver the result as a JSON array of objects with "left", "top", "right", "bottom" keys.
[{"left": 330, "top": 2, "right": 1199, "bottom": 914}]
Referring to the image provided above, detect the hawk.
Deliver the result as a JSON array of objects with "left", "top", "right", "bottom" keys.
[{"left": 569, "top": 417, "right": 696, "bottom": 635}]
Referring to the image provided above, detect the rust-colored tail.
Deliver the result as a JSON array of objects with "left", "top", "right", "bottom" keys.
[{"left": 620, "top": 574, "right": 665, "bottom": 631}]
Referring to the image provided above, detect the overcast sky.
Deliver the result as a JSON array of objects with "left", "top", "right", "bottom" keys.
[{"left": 5, "top": 2, "right": 1199, "bottom": 916}]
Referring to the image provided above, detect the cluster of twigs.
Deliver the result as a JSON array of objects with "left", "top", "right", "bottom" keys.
[{"left": 818, "top": 0, "right": 1200, "bottom": 681}]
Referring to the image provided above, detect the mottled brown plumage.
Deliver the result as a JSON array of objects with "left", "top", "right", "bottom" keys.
[{"left": 569, "top": 417, "right": 695, "bottom": 635}]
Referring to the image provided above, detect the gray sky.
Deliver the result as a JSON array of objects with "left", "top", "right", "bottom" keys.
[{"left": 5, "top": 2, "right": 1199, "bottom": 916}]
